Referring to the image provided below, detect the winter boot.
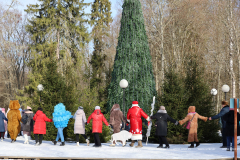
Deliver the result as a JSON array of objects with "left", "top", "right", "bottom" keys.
[
  {"left": 11, "top": 139, "right": 15, "bottom": 143},
  {"left": 86, "top": 139, "right": 89, "bottom": 146},
  {"left": 24, "top": 134, "right": 28, "bottom": 144},
  {"left": 52, "top": 140, "right": 57, "bottom": 145},
  {"left": 157, "top": 144, "right": 163, "bottom": 148},
  {"left": 60, "top": 142, "right": 65, "bottom": 146},
  {"left": 135, "top": 141, "right": 143, "bottom": 148},
  {"left": 129, "top": 140, "right": 135, "bottom": 147},
  {"left": 196, "top": 142, "right": 200, "bottom": 147},
  {"left": 163, "top": 145, "right": 170, "bottom": 148},
  {"left": 226, "top": 148, "right": 230, "bottom": 151},
  {"left": 35, "top": 142, "right": 40, "bottom": 146},
  {"left": 188, "top": 142, "right": 194, "bottom": 148},
  {"left": 76, "top": 142, "right": 79, "bottom": 146}
]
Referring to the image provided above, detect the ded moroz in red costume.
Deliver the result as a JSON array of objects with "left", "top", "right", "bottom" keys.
[{"left": 127, "top": 101, "right": 150, "bottom": 140}]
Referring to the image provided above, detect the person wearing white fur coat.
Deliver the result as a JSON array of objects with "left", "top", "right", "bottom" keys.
[{"left": 73, "top": 106, "right": 89, "bottom": 146}]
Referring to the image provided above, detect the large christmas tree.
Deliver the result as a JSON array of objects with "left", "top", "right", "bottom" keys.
[{"left": 107, "top": 0, "right": 156, "bottom": 114}]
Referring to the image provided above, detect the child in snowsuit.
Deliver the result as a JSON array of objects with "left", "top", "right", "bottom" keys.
[
  {"left": 22, "top": 106, "right": 34, "bottom": 144},
  {"left": 7, "top": 100, "right": 22, "bottom": 143},
  {"left": 74, "top": 106, "right": 89, "bottom": 146},
  {"left": 179, "top": 106, "right": 208, "bottom": 148},
  {"left": 109, "top": 104, "right": 128, "bottom": 147},
  {"left": 0, "top": 108, "right": 7, "bottom": 139},
  {"left": 87, "top": 106, "right": 110, "bottom": 147},
  {"left": 222, "top": 108, "right": 240, "bottom": 151},
  {"left": 52, "top": 103, "right": 72, "bottom": 146},
  {"left": 0, "top": 108, "right": 8, "bottom": 141},
  {"left": 33, "top": 107, "right": 53, "bottom": 145},
  {"left": 150, "top": 106, "right": 178, "bottom": 148}
]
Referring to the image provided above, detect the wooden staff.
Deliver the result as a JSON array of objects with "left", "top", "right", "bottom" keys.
[{"left": 234, "top": 98, "right": 237, "bottom": 160}]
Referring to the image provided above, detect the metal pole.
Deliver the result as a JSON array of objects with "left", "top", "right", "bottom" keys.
[
  {"left": 225, "top": 92, "right": 227, "bottom": 101},
  {"left": 123, "top": 88, "right": 125, "bottom": 130},
  {"left": 234, "top": 98, "right": 237, "bottom": 160}
]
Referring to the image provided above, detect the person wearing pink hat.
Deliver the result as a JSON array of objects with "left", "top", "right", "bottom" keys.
[
  {"left": 1, "top": 108, "right": 7, "bottom": 139},
  {"left": 22, "top": 106, "right": 34, "bottom": 144},
  {"left": 127, "top": 101, "right": 150, "bottom": 148}
]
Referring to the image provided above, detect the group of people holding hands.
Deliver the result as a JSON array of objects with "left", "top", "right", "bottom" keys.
[{"left": 0, "top": 100, "right": 239, "bottom": 151}]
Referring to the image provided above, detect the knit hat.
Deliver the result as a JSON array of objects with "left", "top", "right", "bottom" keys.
[
  {"left": 230, "top": 108, "right": 234, "bottom": 110},
  {"left": 1, "top": 108, "right": 5, "bottom": 112},
  {"left": 132, "top": 101, "right": 139, "bottom": 107},
  {"left": 160, "top": 106, "right": 165, "bottom": 110},
  {"left": 78, "top": 106, "right": 84, "bottom": 110},
  {"left": 0, "top": 108, "right": 2, "bottom": 111},
  {"left": 95, "top": 106, "right": 100, "bottom": 110},
  {"left": 38, "top": 107, "right": 43, "bottom": 111}
]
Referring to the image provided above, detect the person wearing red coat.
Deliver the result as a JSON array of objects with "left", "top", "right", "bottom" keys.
[
  {"left": 127, "top": 101, "right": 150, "bottom": 148},
  {"left": 33, "top": 107, "right": 52, "bottom": 145},
  {"left": 87, "top": 106, "right": 109, "bottom": 147}
]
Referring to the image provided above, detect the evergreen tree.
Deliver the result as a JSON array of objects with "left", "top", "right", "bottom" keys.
[
  {"left": 184, "top": 55, "right": 221, "bottom": 143},
  {"left": 107, "top": 0, "right": 156, "bottom": 114},
  {"left": 90, "top": 0, "right": 112, "bottom": 103}
]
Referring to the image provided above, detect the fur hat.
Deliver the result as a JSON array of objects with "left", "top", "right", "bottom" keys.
[
  {"left": 160, "top": 106, "right": 165, "bottom": 110},
  {"left": 78, "top": 106, "right": 84, "bottom": 110},
  {"left": 95, "top": 106, "right": 100, "bottom": 110},
  {"left": 132, "top": 101, "right": 139, "bottom": 107}
]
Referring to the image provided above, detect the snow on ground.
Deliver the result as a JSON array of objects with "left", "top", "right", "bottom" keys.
[{"left": 0, "top": 136, "right": 240, "bottom": 159}]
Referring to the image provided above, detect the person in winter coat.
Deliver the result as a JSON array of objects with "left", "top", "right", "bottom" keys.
[
  {"left": 109, "top": 104, "right": 128, "bottom": 147},
  {"left": 0, "top": 108, "right": 7, "bottom": 139},
  {"left": 7, "top": 100, "right": 22, "bottom": 143},
  {"left": 222, "top": 108, "right": 240, "bottom": 151},
  {"left": 127, "top": 101, "right": 150, "bottom": 148},
  {"left": 18, "top": 108, "right": 23, "bottom": 136},
  {"left": 87, "top": 106, "right": 110, "bottom": 147},
  {"left": 0, "top": 108, "right": 8, "bottom": 141},
  {"left": 73, "top": 106, "right": 89, "bottom": 146},
  {"left": 209, "top": 101, "right": 229, "bottom": 148},
  {"left": 150, "top": 106, "right": 178, "bottom": 148},
  {"left": 22, "top": 106, "right": 34, "bottom": 144},
  {"left": 179, "top": 106, "right": 208, "bottom": 148},
  {"left": 33, "top": 107, "right": 53, "bottom": 145},
  {"left": 52, "top": 103, "right": 72, "bottom": 146}
]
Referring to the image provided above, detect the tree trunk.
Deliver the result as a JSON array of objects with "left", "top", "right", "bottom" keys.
[{"left": 57, "top": 29, "right": 60, "bottom": 60}]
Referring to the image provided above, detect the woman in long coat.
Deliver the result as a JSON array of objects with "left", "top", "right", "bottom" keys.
[
  {"left": 179, "top": 106, "right": 208, "bottom": 148},
  {"left": 73, "top": 106, "right": 89, "bottom": 146},
  {"left": 109, "top": 104, "right": 127, "bottom": 147},
  {"left": 22, "top": 106, "right": 34, "bottom": 144},
  {"left": 150, "top": 106, "right": 178, "bottom": 148},
  {"left": 33, "top": 107, "right": 52, "bottom": 145},
  {"left": 0, "top": 108, "right": 8, "bottom": 141}
]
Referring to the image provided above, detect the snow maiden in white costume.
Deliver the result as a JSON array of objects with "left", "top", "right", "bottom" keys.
[{"left": 52, "top": 103, "right": 72, "bottom": 146}]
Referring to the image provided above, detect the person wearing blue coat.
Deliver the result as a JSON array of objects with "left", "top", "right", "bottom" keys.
[
  {"left": 52, "top": 103, "right": 72, "bottom": 146},
  {"left": 209, "top": 101, "right": 229, "bottom": 148},
  {"left": 0, "top": 108, "right": 8, "bottom": 141}
]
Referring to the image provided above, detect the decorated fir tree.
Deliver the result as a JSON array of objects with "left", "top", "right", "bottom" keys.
[{"left": 107, "top": 0, "right": 156, "bottom": 114}]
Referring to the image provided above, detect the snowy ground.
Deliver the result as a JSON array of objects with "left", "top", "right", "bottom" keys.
[{"left": 0, "top": 136, "right": 240, "bottom": 159}]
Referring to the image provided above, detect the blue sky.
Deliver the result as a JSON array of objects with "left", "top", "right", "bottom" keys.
[{"left": 0, "top": 0, "right": 119, "bottom": 18}]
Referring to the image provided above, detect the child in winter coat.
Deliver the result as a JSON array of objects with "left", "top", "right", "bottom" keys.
[
  {"left": 0, "top": 108, "right": 8, "bottom": 141},
  {"left": 52, "top": 103, "right": 72, "bottom": 146},
  {"left": 33, "top": 107, "right": 53, "bottom": 145},
  {"left": 22, "top": 106, "right": 34, "bottom": 144},
  {"left": 74, "top": 106, "right": 89, "bottom": 146},
  {"left": 87, "top": 106, "right": 110, "bottom": 147},
  {"left": 109, "top": 104, "right": 128, "bottom": 147},
  {"left": 179, "top": 106, "right": 208, "bottom": 148},
  {"left": 150, "top": 106, "right": 178, "bottom": 148},
  {"left": 7, "top": 100, "right": 22, "bottom": 143},
  {"left": 222, "top": 108, "right": 240, "bottom": 151}
]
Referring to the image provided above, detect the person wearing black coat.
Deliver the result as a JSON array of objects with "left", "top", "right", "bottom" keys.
[
  {"left": 150, "top": 106, "right": 178, "bottom": 148},
  {"left": 222, "top": 108, "right": 240, "bottom": 151},
  {"left": 0, "top": 108, "right": 8, "bottom": 141}
]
